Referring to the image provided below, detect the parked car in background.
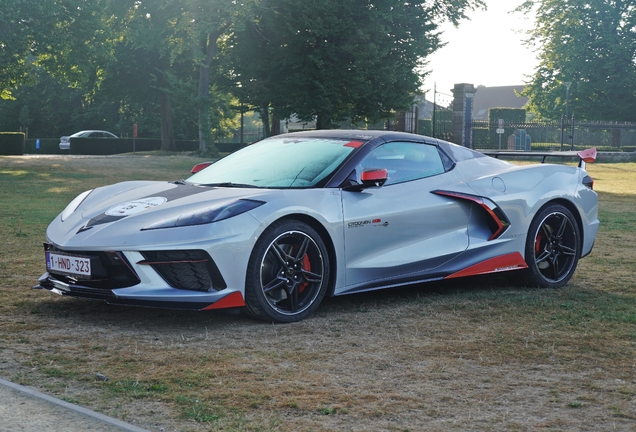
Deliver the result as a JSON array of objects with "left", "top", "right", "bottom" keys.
[{"left": 59, "top": 130, "right": 118, "bottom": 150}]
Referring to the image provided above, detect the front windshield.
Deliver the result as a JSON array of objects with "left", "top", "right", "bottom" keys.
[{"left": 187, "top": 137, "right": 358, "bottom": 188}]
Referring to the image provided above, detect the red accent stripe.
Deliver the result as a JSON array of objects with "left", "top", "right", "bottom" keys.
[
  {"left": 445, "top": 252, "right": 528, "bottom": 279},
  {"left": 137, "top": 259, "right": 208, "bottom": 266},
  {"left": 202, "top": 291, "right": 245, "bottom": 310}
]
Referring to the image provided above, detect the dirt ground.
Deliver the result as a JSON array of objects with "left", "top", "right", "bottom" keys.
[
  {"left": 1, "top": 156, "right": 635, "bottom": 431},
  {"left": 2, "top": 279, "right": 635, "bottom": 431}
]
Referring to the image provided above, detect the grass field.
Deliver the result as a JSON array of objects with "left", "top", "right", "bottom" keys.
[{"left": 0, "top": 154, "right": 635, "bottom": 431}]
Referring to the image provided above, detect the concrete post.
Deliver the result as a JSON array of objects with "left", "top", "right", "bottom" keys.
[{"left": 451, "top": 83, "right": 476, "bottom": 148}]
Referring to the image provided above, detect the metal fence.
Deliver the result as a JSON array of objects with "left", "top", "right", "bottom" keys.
[
  {"left": 470, "top": 119, "right": 636, "bottom": 151},
  {"left": 216, "top": 112, "right": 636, "bottom": 151}
]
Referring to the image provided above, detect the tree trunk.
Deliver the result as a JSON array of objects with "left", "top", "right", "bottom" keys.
[
  {"left": 270, "top": 111, "right": 280, "bottom": 136},
  {"left": 198, "top": 32, "right": 220, "bottom": 157},
  {"left": 260, "top": 103, "right": 270, "bottom": 138},
  {"left": 160, "top": 91, "right": 175, "bottom": 151},
  {"left": 316, "top": 115, "right": 331, "bottom": 130}
]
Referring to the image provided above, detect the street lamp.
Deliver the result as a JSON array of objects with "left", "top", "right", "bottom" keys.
[{"left": 564, "top": 81, "right": 572, "bottom": 119}]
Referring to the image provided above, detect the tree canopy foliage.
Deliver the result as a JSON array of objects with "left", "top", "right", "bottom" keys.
[
  {"left": 1, "top": 0, "right": 484, "bottom": 147},
  {"left": 520, "top": 0, "right": 636, "bottom": 121},
  {"left": 0, "top": 1, "right": 107, "bottom": 99},
  {"left": 228, "top": 0, "right": 484, "bottom": 133}
]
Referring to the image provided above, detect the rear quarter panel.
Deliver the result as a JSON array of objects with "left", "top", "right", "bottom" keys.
[{"left": 456, "top": 161, "right": 598, "bottom": 257}]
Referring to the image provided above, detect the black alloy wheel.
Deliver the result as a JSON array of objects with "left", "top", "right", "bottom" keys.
[
  {"left": 244, "top": 220, "right": 330, "bottom": 323},
  {"left": 521, "top": 203, "right": 581, "bottom": 288}
]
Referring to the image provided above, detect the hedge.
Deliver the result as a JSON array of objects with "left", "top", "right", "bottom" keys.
[
  {"left": 0, "top": 132, "right": 25, "bottom": 155},
  {"left": 418, "top": 119, "right": 432, "bottom": 137},
  {"left": 69, "top": 138, "right": 189, "bottom": 155},
  {"left": 25, "top": 138, "right": 66, "bottom": 154},
  {"left": 488, "top": 108, "right": 526, "bottom": 124},
  {"left": 472, "top": 128, "right": 490, "bottom": 148},
  {"left": 19, "top": 138, "right": 247, "bottom": 155}
]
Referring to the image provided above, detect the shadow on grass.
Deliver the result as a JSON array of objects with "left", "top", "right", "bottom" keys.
[{"left": 22, "top": 272, "right": 636, "bottom": 334}]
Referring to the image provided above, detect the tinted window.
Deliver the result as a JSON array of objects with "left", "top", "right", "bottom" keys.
[
  {"left": 187, "top": 137, "right": 357, "bottom": 188},
  {"left": 438, "top": 141, "right": 486, "bottom": 161},
  {"left": 357, "top": 142, "right": 445, "bottom": 185}
]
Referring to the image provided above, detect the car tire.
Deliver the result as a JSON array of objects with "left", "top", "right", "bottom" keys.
[
  {"left": 244, "top": 219, "right": 330, "bottom": 323},
  {"left": 516, "top": 203, "right": 581, "bottom": 288}
]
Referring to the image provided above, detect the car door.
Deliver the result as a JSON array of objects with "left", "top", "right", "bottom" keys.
[{"left": 340, "top": 141, "right": 471, "bottom": 291}]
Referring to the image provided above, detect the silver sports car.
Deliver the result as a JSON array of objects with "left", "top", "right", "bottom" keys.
[{"left": 36, "top": 130, "right": 599, "bottom": 323}]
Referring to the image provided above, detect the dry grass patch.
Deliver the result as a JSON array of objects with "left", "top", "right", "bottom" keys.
[{"left": 1, "top": 155, "right": 635, "bottom": 431}]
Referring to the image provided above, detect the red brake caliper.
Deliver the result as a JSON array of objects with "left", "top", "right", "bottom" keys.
[
  {"left": 298, "top": 254, "right": 311, "bottom": 293},
  {"left": 535, "top": 231, "right": 543, "bottom": 255}
]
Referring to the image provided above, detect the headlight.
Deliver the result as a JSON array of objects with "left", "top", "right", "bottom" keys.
[
  {"left": 141, "top": 199, "right": 265, "bottom": 230},
  {"left": 60, "top": 189, "right": 93, "bottom": 222}
]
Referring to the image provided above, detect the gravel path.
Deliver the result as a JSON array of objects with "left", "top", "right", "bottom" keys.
[{"left": 0, "top": 378, "right": 147, "bottom": 432}]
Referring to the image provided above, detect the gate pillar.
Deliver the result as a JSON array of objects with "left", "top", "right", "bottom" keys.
[{"left": 451, "top": 83, "right": 476, "bottom": 148}]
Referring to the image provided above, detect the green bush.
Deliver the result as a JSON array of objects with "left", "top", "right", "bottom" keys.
[
  {"left": 418, "top": 119, "right": 432, "bottom": 137},
  {"left": 488, "top": 108, "right": 526, "bottom": 124},
  {"left": 472, "top": 128, "right": 490, "bottom": 148},
  {"left": 0, "top": 132, "right": 25, "bottom": 155}
]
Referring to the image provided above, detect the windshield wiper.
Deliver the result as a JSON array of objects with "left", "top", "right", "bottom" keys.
[
  {"left": 202, "top": 182, "right": 259, "bottom": 188},
  {"left": 170, "top": 179, "right": 188, "bottom": 185}
]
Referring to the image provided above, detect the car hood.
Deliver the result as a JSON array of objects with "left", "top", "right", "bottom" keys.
[{"left": 47, "top": 181, "right": 270, "bottom": 249}]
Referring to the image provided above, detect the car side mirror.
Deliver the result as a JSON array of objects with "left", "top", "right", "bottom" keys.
[{"left": 343, "top": 169, "right": 388, "bottom": 191}]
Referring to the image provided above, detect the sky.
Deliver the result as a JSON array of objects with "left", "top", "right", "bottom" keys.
[{"left": 423, "top": 0, "right": 538, "bottom": 102}]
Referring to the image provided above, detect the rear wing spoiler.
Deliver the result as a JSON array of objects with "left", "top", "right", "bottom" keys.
[{"left": 482, "top": 148, "right": 597, "bottom": 169}]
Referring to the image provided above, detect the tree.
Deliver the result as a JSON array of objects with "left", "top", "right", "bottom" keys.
[
  {"left": 110, "top": 0, "right": 247, "bottom": 154},
  {"left": 18, "top": 105, "right": 31, "bottom": 132},
  {"left": 171, "top": 0, "right": 254, "bottom": 154},
  {"left": 1, "top": 0, "right": 108, "bottom": 99},
  {"left": 106, "top": 0, "right": 195, "bottom": 151},
  {"left": 2, "top": 0, "right": 240, "bottom": 147},
  {"left": 519, "top": 0, "right": 636, "bottom": 121},
  {"left": 1, "top": 0, "right": 136, "bottom": 137},
  {"left": 226, "top": 0, "right": 484, "bottom": 133}
]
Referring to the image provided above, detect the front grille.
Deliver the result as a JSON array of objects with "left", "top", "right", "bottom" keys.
[
  {"left": 44, "top": 244, "right": 141, "bottom": 289},
  {"left": 139, "top": 250, "right": 227, "bottom": 292}
]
